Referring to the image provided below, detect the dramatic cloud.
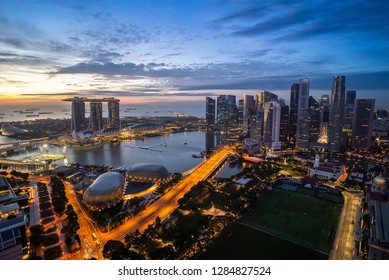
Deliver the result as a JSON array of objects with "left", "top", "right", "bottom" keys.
[{"left": 0, "top": 0, "right": 388, "bottom": 106}]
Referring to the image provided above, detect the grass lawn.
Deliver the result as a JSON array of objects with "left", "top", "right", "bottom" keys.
[
  {"left": 241, "top": 188, "right": 342, "bottom": 253},
  {"left": 34, "top": 153, "right": 65, "bottom": 161},
  {"left": 200, "top": 222, "right": 327, "bottom": 260}
]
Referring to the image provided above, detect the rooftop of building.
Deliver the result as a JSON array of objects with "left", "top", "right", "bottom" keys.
[
  {"left": 128, "top": 122, "right": 165, "bottom": 130},
  {"left": 0, "top": 203, "right": 26, "bottom": 231},
  {"left": 373, "top": 200, "right": 389, "bottom": 244}
]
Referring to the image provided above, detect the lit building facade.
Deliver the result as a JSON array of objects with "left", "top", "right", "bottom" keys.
[
  {"left": 329, "top": 75, "right": 346, "bottom": 151},
  {"left": 107, "top": 99, "right": 120, "bottom": 129},
  {"left": 71, "top": 97, "right": 86, "bottom": 132},
  {"left": 216, "top": 95, "right": 237, "bottom": 131},
  {"left": 243, "top": 94, "right": 255, "bottom": 133},
  {"left": 289, "top": 83, "right": 299, "bottom": 145},
  {"left": 279, "top": 99, "right": 289, "bottom": 149},
  {"left": 352, "top": 99, "right": 375, "bottom": 150},
  {"left": 308, "top": 96, "right": 321, "bottom": 144},
  {"left": 296, "top": 77, "right": 310, "bottom": 149},
  {"left": 89, "top": 101, "right": 103, "bottom": 131},
  {"left": 343, "top": 90, "right": 356, "bottom": 148},
  {"left": 206, "top": 97, "right": 216, "bottom": 127},
  {"left": 318, "top": 95, "right": 330, "bottom": 144},
  {"left": 263, "top": 101, "right": 281, "bottom": 150}
]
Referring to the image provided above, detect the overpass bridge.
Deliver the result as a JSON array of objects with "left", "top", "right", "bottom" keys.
[
  {"left": 0, "top": 158, "right": 46, "bottom": 172},
  {"left": 100, "top": 146, "right": 233, "bottom": 242},
  {"left": 0, "top": 137, "right": 50, "bottom": 154}
]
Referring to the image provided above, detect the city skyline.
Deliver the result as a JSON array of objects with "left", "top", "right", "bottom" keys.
[{"left": 0, "top": 0, "right": 389, "bottom": 107}]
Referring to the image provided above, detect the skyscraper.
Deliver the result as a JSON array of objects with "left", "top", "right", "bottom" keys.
[
  {"left": 352, "top": 99, "right": 375, "bottom": 150},
  {"left": 216, "top": 95, "right": 237, "bottom": 131},
  {"left": 107, "top": 99, "right": 120, "bottom": 129},
  {"left": 318, "top": 94, "right": 330, "bottom": 144},
  {"left": 206, "top": 97, "right": 216, "bottom": 127},
  {"left": 308, "top": 96, "right": 321, "bottom": 144},
  {"left": 289, "top": 83, "right": 299, "bottom": 145},
  {"left": 296, "top": 77, "right": 310, "bottom": 149},
  {"left": 71, "top": 97, "right": 86, "bottom": 132},
  {"left": 279, "top": 99, "right": 289, "bottom": 149},
  {"left": 89, "top": 101, "right": 103, "bottom": 131},
  {"left": 257, "top": 90, "right": 278, "bottom": 106},
  {"left": 329, "top": 75, "right": 346, "bottom": 151},
  {"left": 238, "top": 99, "right": 244, "bottom": 127},
  {"left": 243, "top": 94, "right": 255, "bottom": 133},
  {"left": 263, "top": 101, "right": 281, "bottom": 150},
  {"left": 344, "top": 90, "right": 356, "bottom": 148}
]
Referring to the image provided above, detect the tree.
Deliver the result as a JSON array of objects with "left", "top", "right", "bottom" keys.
[
  {"left": 29, "top": 225, "right": 44, "bottom": 248},
  {"left": 65, "top": 205, "right": 80, "bottom": 235},
  {"left": 103, "top": 240, "right": 126, "bottom": 260}
]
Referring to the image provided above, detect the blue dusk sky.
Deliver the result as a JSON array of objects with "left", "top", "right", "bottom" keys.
[{"left": 0, "top": 0, "right": 388, "bottom": 107}]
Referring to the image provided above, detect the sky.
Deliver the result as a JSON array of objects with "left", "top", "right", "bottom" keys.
[{"left": 0, "top": 0, "right": 389, "bottom": 107}]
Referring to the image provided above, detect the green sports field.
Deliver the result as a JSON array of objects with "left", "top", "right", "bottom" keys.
[
  {"left": 200, "top": 188, "right": 342, "bottom": 259},
  {"left": 241, "top": 188, "right": 342, "bottom": 253}
]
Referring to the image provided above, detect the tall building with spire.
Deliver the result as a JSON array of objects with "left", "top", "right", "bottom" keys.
[{"left": 329, "top": 75, "right": 346, "bottom": 151}]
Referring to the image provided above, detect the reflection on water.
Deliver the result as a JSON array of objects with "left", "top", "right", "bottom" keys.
[{"left": 6, "top": 132, "right": 206, "bottom": 174}]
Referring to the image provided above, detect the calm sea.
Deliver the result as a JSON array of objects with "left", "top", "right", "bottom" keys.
[{"left": 0, "top": 104, "right": 204, "bottom": 123}]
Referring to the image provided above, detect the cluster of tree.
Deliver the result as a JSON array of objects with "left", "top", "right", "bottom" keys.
[
  {"left": 178, "top": 181, "right": 213, "bottom": 210},
  {"left": 63, "top": 205, "right": 81, "bottom": 250},
  {"left": 64, "top": 205, "right": 80, "bottom": 236},
  {"left": 50, "top": 176, "right": 68, "bottom": 215},
  {"left": 102, "top": 240, "right": 144, "bottom": 260},
  {"left": 9, "top": 170, "right": 29, "bottom": 181},
  {"left": 29, "top": 225, "right": 44, "bottom": 249}
]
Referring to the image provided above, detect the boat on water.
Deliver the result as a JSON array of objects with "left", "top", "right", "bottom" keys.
[
  {"left": 39, "top": 112, "right": 53, "bottom": 114},
  {"left": 26, "top": 114, "right": 39, "bottom": 117},
  {"left": 26, "top": 107, "right": 40, "bottom": 111}
]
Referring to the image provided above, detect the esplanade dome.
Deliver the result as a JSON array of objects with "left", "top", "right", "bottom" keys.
[
  {"left": 83, "top": 172, "right": 125, "bottom": 210},
  {"left": 127, "top": 163, "right": 170, "bottom": 183}
]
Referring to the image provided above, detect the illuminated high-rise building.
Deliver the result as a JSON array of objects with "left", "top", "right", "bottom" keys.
[
  {"left": 289, "top": 83, "right": 299, "bottom": 145},
  {"left": 308, "top": 96, "right": 321, "bottom": 144},
  {"left": 70, "top": 97, "right": 86, "bottom": 132},
  {"left": 263, "top": 101, "right": 281, "bottom": 150},
  {"left": 238, "top": 99, "right": 244, "bottom": 127},
  {"left": 279, "top": 99, "right": 289, "bottom": 149},
  {"left": 318, "top": 94, "right": 330, "bottom": 144},
  {"left": 243, "top": 94, "right": 255, "bottom": 133},
  {"left": 296, "top": 77, "right": 310, "bottom": 149},
  {"left": 216, "top": 95, "right": 237, "bottom": 131},
  {"left": 107, "top": 99, "right": 120, "bottom": 129},
  {"left": 343, "top": 90, "right": 356, "bottom": 148},
  {"left": 206, "top": 97, "right": 216, "bottom": 127},
  {"left": 89, "top": 101, "right": 103, "bottom": 131},
  {"left": 352, "top": 99, "right": 375, "bottom": 150},
  {"left": 329, "top": 75, "right": 346, "bottom": 151}
]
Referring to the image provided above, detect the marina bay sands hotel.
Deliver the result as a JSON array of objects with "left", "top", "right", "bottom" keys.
[{"left": 63, "top": 97, "right": 120, "bottom": 133}]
